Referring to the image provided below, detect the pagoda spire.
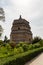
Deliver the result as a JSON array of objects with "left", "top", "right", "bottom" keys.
[{"left": 19, "top": 15, "right": 22, "bottom": 19}]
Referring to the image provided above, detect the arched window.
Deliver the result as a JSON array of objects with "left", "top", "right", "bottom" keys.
[{"left": 18, "top": 27, "right": 20, "bottom": 30}]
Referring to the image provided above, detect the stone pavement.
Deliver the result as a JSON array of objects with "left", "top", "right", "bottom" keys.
[{"left": 25, "top": 53, "right": 43, "bottom": 65}]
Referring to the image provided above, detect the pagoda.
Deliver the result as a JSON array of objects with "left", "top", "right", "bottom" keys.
[{"left": 10, "top": 15, "right": 32, "bottom": 43}]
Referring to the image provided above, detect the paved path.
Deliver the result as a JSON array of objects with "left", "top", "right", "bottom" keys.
[{"left": 25, "top": 53, "right": 43, "bottom": 65}]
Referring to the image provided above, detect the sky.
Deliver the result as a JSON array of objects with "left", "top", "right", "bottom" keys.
[{"left": 0, "top": 0, "right": 43, "bottom": 40}]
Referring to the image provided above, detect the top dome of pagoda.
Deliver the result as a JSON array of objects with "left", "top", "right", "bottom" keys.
[{"left": 13, "top": 15, "right": 29, "bottom": 25}]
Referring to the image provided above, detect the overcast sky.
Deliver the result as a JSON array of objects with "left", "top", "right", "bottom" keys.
[{"left": 0, "top": 0, "right": 43, "bottom": 40}]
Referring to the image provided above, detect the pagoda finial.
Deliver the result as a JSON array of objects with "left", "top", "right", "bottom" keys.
[{"left": 19, "top": 15, "right": 22, "bottom": 19}]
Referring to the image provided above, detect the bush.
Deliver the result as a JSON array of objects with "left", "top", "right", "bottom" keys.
[
  {"left": 22, "top": 44, "right": 29, "bottom": 51},
  {"left": 14, "top": 48, "right": 19, "bottom": 55},
  {"left": 33, "top": 43, "right": 41, "bottom": 49},
  {"left": 28, "top": 44, "right": 33, "bottom": 50},
  {"left": 0, "top": 40, "right": 3, "bottom": 45},
  {"left": 0, "top": 41, "right": 43, "bottom": 65},
  {"left": 39, "top": 40, "right": 43, "bottom": 46},
  {"left": 0, "top": 47, "right": 43, "bottom": 65},
  {"left": 17, "top": 47, "right": 24, "bottom": 53}
]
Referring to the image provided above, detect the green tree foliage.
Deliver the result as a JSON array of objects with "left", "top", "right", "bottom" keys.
[
  {"left": 4, "top": 36, "right": 8, "bottom": 43},
  {"left": 32, "top": 36, "right": 41, "bottom": 44}
]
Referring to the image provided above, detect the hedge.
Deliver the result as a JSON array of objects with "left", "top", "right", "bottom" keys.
[{"left": 0, "top": 47, "right": 43, "bottom": 65}]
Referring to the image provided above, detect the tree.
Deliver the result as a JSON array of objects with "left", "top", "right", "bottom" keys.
[
  {"left": 0, "top": 25, "right": 3, "bottom": 37},
  {"left": 4, "top": 36, "right": 8, "bottom": 43},
  {"left": 32, "top": 36, "right": 41, "bottom": 44}
]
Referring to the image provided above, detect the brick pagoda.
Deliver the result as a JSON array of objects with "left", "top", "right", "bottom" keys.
[{"left": 10, "top": 15, "right": 32, "bottom": 43}]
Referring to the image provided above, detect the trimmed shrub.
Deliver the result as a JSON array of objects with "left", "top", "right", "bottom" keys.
[{"left": 0, "top": 47, "right": 43, "bottom": 65}]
